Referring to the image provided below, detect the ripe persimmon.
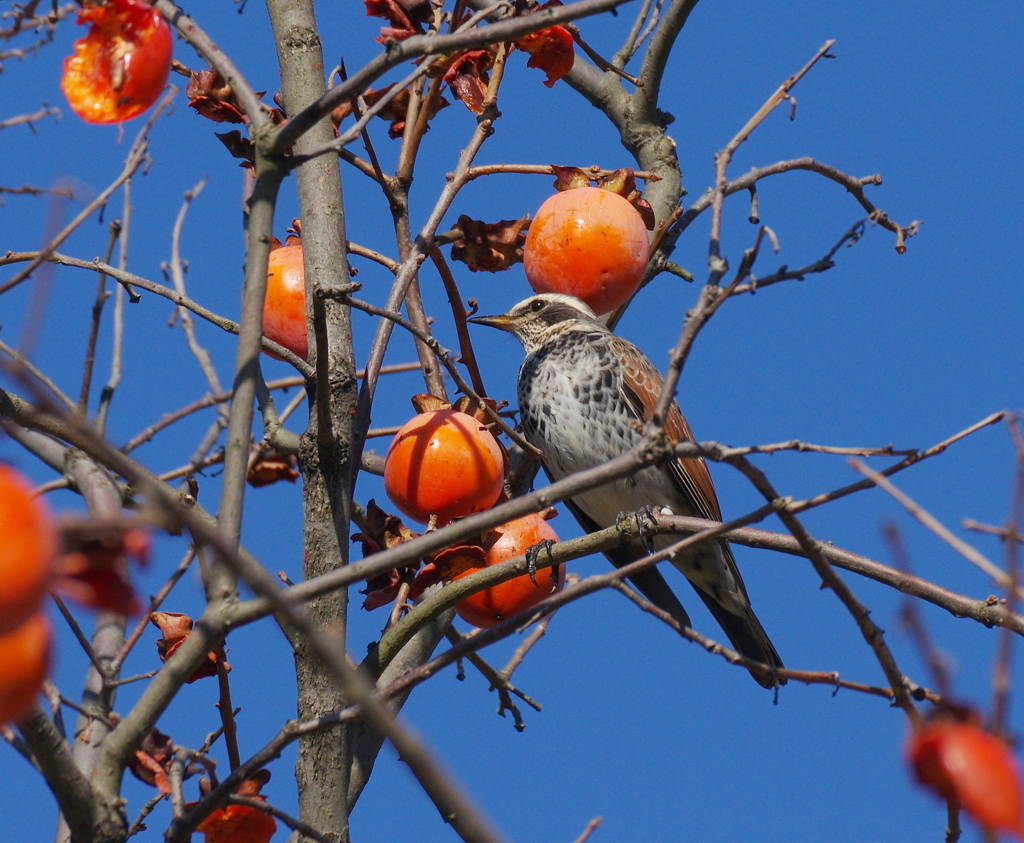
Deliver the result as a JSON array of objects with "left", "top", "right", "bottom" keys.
[
  {"left": 453, "top": 513, "right": 564, "bottom": 628},
  {"left": 0, "top": 465, "right": 57, "bottom": 637},
  {"left": 61, "top": 0, "right": 173, "bottom": 124},
  {"left": 0, "top": 613, "right": 51, "bottom": 724},
  {"left": 384, "top": 409, "right": 504, "bottom": 526},
  {"left": 908, "top": 719, "right": 1024, "bottom": 839},
  {"left": 523, "top": 186, "right": 650, "bottom": 315},
  {"left": 263, "top": 242, "right": 308, "bottom": 360}
]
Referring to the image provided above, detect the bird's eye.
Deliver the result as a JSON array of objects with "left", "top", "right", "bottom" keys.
[{"left": 529, "top": 300, "right": 546, "bottom": 312}]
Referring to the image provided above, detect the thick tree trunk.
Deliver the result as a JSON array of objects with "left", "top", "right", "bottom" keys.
[{"left": 267, "top": 2, "right": 358, "bottom": 840}]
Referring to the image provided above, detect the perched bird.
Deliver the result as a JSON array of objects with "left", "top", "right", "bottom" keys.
[{"left": 470, "top": 293, "right": 785, "bottom": 687}]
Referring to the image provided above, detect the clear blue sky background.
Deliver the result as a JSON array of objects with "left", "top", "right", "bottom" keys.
[{"left": 2, "top": 1, "right": 1023, "bottom": 841}]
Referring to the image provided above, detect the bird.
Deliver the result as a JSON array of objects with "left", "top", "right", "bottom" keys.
[{"left": 469, "top": 293, "right": 785, "bottom": 688}]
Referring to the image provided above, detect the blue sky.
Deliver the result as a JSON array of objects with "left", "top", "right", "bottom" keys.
[{"left": 2, "top": 1, "right": 1023, "bottom": 841}]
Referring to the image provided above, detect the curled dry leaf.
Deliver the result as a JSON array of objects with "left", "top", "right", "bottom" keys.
[
  {"left": 409, "top": 393, "right": 451, "bottom": 414},
  {"left": 332, "top": 84, "right": 450, "bottom": 140},
  {"left": 442, "top": 49, "right": 495, "bottom": 114},
  {"left": 551, "top": 165, "right": 592, "bottom": 192},
  {"left": 186, "top": 68, "right": 246, "bottom": 124},
  {"left": 360, "top": 567, "right": 408, "bottom": 611},
  {"left": 449, "top": 215, "right": 528, "bottom": 272},
  {"left": 597, "top": 168, "right": 656, "bottom": 229},
  {"left": 214, "top": 130, "right": 256, "bottom": 169},
  {"left": 54, "top": 520, "right": 150, "bottom": 615},
  {"left": 353, "top": 500, "right": 422, "bottom": 610},
  {"left": 128, "top": 728, "right": 175, "bottom": 794},
  {"left": 364, "top": 0, "right": 429, "bottom": 43},
  {"left": 515, "top": 24, "right": 575, "bottom": 88},
  {"left": 247, "top": 446, "right": 300, "bottom": 488},
  {"left": 551, "top": 166, "right": 656, "bottom": 230},
  {"left": 353, "top": 499, "right": 422, "bottom": 557},
  {"left": 150, "top": 611, "right": 227, "bottom": 684}
]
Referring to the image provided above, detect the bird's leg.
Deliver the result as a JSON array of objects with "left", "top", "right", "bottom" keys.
[
  {"left": 617, "top": 506, "right": 662, "bottom": 552},
  {"left": 525, "top": 539, "right": 557, "bottom": 586}
]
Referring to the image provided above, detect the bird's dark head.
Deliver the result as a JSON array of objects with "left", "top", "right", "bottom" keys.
[{"left": 468, "top": 293, "right": 602, "bottom": 353}]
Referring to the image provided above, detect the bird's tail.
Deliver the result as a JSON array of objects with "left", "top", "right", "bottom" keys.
[{"left": 692, "top": 586, "right": 785, "bottom": 689}]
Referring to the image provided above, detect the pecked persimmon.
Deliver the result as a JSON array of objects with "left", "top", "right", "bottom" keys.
[
  {"left": 453, "top": 513, "right": 565, "bottom": 629},
  {"left": 523, "top": 186, "right": 651, "bottom": 315},
  {"left": 0, "top": 465, "right": 57, "bottom": 637},
  {"left": 384, "top": 409, "right": 504, "bottom": 526},
  {"left": 263, "top": 242, "right": 308, "bottom": 360},
  {"left": 196, "top": 802, "right": 276, "bottom": 843},
  {"left": 0, "top": 613, "right": 52, "bottom": 724},
  {"left": 194, "top": 771, "right": 276, "bottom": 843},
  {"left": 61, "top": 0, "right": 173, "bottom": 125},
  {"left": 908, "top": 718, "right": 1024, "bottom": 839}
]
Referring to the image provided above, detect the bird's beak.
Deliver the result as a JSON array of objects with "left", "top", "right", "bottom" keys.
[{"left": 467, "top": 312, "right": 516, "bottom": 332}]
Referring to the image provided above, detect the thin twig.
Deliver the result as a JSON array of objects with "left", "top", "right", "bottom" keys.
[
  {"left": 77, "top": 220, "right": 121, "bottom": 416},
  {"left": 345, "top": 295, "right": 537, "bottom": 455},
  {"left": 991, "top": 416, "right": 1024, "bottom": 736},
  {"left": 0, "top": 103, "right": 61, "bottom": 131},
  {"left": 708, "top": 41, "right": 835, "bottom": 280},
  {"left": 0, "top": 251, "right": 314, "bottom": 377},
  {"left": 126, "top": 793, "right": 168, "bottom": 839},
  {"left": 727, "top": 454, "right": 920, "bottom": 722},
  {"left": 670, "top": 157, "right": 920, "bottom": 255},
  {"left": 50, "top": 593, "right": 108, "bottom": 678},
  {"left": 850, "top": 459, "right": 1014, "bottom": 595},
  {"left": 790, "top": 412, "right": 1006, "bottom": 514},
  {"left": 96, "top": 182, "right": 132, "bottom": 436},
  {"left": 883, "top": 520, "right": 952, "bottom": 699},
  {"left": 569, "top": 817, "right": 604, "bottom": 843},
  {"left": 0, "top": 338, "right": 77, "bottom": 412},
  {"left": 649, "top": 225, "right": 769, "bottom": 428},
  {"left": 461, "top": 163, "right": 661, "bottom": 183},
  {"left": 215, "top": 652, "right": 241, "bottom": 770},
  {"left": 430, "top": 248, "right": 487, "bottom": 396},
  {"left": 111, "top": 547, "right": 198, "bottom": 674},
  {"left": 272, "top": 0, "right": 635, "bottom": 155},
  {"left": 229, "top": 796, "right": 333, "bottom": 843},
  {"left": 0, "top": 90, "right": 176, "bottom": 296}
]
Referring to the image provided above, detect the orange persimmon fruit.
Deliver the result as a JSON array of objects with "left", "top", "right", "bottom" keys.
[
  {"left": 61, "top": 0, "right": 173, "bottom": 124},
  {"left": 0, "top": 613, "right": 52, "bottom": 724},
  {"left": 263, "top": 242, "right": 308, "bottom": 360},
  {"left": 908, "top": 719, "right": 1024, "bottom": 839},
  {"left": 196, "top": 801, "right": 276, "bottom": 843},
  {"left": 453, "top": 513, "right": 564, "bottom": 629},
  {"left": 384, "top": 409, "right": 504, "bottom": 526},
  {"left": 523, "top": 186, "right": 650, "bottom": 315},
  {"left": 0, "top": 464, "right": 57, "bottom": 637},
  {"left": 195, "top": 771, "right": 277, "bottom": 843}
]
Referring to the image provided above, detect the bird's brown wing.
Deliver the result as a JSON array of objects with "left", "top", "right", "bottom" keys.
[
  {"left": 609, "top": 335, "right": 722, "bottom": 520},
  {"left": 610, "top": 336, "right": 786, "bottom": 687}
]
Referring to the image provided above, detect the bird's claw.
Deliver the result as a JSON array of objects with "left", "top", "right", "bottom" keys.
[
  {"left": 616, "top": 506, "right": 660, "bottom": 551},
  {"left": 525, "top": 539, "right": 557, "bottom": 586}
]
